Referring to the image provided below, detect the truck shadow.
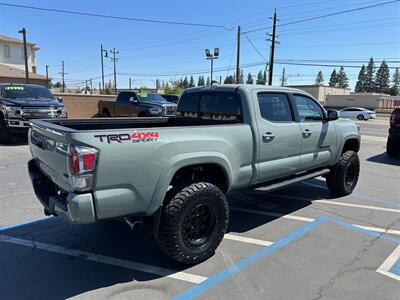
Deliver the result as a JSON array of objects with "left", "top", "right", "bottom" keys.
[
  {"left": 366, "top": 153, "right": 400, "bottom": 166},
  {"left": 0, "top": 181, "right": 334, "bottom": 299},
  {"left": 0, "top": 135, "right": 28, "bottom": 146}
]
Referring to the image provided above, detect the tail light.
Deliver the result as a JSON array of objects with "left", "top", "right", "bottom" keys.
[
  {"left": 390, "top": 111, "right": 397, "bottom": 128},
  {"left": 68, "top": 145, "right": 98, "bottom": 191}
]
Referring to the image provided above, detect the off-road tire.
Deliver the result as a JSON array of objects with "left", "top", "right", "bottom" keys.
[
  {"left": 101, "top": 109, "right": 110, "bottom": 117},
  {"left": 357, "top": 114, "right": 364, "bottom": 120},
  {"left": 157, "top": 182, "right": 229, "bottom": 265},
  {"left": 326, "top": 150, "right": 360, "bottom": 196},
  {"left": 0, "top": 115, "right": 12, "bottom": 144},
  {"left": 386, "top": 136, "right": 399, "bottom": 157}
]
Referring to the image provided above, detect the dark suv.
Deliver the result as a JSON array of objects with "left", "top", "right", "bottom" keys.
[{"left": 387, "top": 107, "right": 400, "bottom": 157}]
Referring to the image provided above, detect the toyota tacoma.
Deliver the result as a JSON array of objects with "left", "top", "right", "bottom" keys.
[{"left": 28, "top": 85, "right": 361, "bottom": 264}]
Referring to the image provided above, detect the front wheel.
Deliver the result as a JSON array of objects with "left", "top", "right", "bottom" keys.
[
  {"left": 157, "top": 182, "right": 229, "bottom": 265},
  {"left": 357, "top": 114, "right": 364, "bottom": 120},
  {"left": 326, "top": 150, "right": 360, "bottom": 196}
]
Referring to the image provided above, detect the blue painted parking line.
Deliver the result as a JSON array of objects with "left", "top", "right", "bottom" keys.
[
  {"left": 173, "top": 216, "right": 400, "bottom": 300},
  {"left": 389, "top": 258, "right": 400, "bottom": 276},
  {"left": 0, "top": 217, "right": 52, "bottom": 232}
]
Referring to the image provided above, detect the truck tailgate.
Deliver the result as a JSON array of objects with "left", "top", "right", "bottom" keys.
[{"left": 29, "top": 120, "right": 74, "bottom": 192}]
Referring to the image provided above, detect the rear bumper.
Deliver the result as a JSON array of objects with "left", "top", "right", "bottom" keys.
[{"left": 28, "top": 159, "right": 96, "bottom": 224}]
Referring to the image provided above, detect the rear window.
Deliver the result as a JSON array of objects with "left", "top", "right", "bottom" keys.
[{"left": 177, "top": 91, "right": 242, "bottom": 122}]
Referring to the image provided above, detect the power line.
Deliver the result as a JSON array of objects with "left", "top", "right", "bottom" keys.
[
  {"left": 0, "top": 2, "right": 233, "bottom": 29},
  {"left": 242, "top": 32, "right": 266, "bottom": 60},
  {"left": 242, "top": 0, "right": 400, "bottom": 34}
]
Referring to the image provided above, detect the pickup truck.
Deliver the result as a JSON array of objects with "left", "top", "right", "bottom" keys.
[
  {"left": 98, "top": 91, "right": 177, "bottom": 117},
  {"left": 0, "top": 83, "right": 67, "bottom": 143},
  {"left": 28, "top": 85, "right": 361, "bottom": 264},
  {"left": 387, "top": 107, "right": 400, "bottom": 157}
]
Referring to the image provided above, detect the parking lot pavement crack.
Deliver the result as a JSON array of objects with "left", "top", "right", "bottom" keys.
[{"left": 311, "top": 234, "right": 380, "bottom": 300}]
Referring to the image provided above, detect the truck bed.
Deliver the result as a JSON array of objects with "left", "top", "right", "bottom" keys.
[{"left": 32, "top": 116, "right": 241, "bottom": 131}]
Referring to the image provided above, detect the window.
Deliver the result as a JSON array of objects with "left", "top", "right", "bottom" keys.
[
  {"left": 257, "top": 93, "right": 293, "bottom": 122},
  {"left": 176, "top": 92, "right": 200, "bottom": 117},
  {"left": 293, "top": 94, "right": 324, "bottom": 122},
  {"left": 4, "top": 45, "right": 10, "bottom": 58},
  {"left": 199, "top": 92, "right": 242, "bottom": 121},
  {"left": 117, "top": 92, "right": 135, "bottom": 104}
]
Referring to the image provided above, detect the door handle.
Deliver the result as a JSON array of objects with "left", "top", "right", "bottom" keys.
[
  {"left": 302, "top": 129, "right": 312, "bottom": 138},
  {"left": 262, "top": 132, "right": 275, "bottom": 142}
]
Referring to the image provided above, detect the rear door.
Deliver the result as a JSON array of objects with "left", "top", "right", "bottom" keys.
[
  {"left": 254, "top": 92, "right": 302, "bottom": 182},
  {"left": 292, "top": 94, "right": 336, "bottom": 171},
  {"left": 115, "top": 92, "right": 139, "bottom": 116}
]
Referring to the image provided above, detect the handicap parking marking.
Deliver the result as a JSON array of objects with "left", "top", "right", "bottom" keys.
[
  {"left": 173, "top": 216, "right": 400, "bottom": 300},
  {"left": 0, "top": 234, "right": 207, "bottom": 284},
  {"left": 377, "top": 245, "right": 400, "bottom": 282},
  {"left": 231, "top": 206, "right": 400, "bottom": 236}
]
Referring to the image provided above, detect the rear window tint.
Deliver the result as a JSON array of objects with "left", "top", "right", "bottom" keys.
[{"left": 177, "top": 91, "right": 242, "bottom": 122}]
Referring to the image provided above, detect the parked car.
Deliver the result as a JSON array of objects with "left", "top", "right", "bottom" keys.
[
  {"left": 387, "top": 107, "right": 400, "bottom": 157},
  {"left": 161, "top": 94, "right": 179, "bottom": 104},
  {"left": 0, "top": 83, "right": 67, "bottom": 143},
  {"left": 339, "top": 107, "right": 376, "bottom": 120},
  {"left": 28, "top": 85, "right": 360, "bottom": 264},
  {"left": 98, "top": 91, "right": 177, "bottom": 117}
]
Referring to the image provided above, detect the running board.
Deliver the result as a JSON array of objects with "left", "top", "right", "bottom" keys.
[{"left": 251, "top": 168, "right": 330, "bottom": 193}]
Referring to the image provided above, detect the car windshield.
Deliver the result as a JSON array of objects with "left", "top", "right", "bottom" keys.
[
  {"left": 2, "top": 85, "right": 55, "bottom": 100},
  {"left": 137, "top": 92, "right": 165, "bottom": 102}
]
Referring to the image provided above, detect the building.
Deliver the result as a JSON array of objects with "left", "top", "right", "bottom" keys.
[
  {"left": 325, "top": 93, "right": 400, "bottom": 110},
  {"left": 0, "top": 63, "right": 49, "bottom": 86},
  {"left": 0, "top": 34, "right": 49, "bottom": 86},
  {"left": 0, "top": 34, "right": 38, "bottom": 73},
  {"left": 288, "top": 85, "right": 350, "bottom": 105}
]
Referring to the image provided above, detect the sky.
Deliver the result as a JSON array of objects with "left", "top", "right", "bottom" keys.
[{"left": 1, "top": 0, "right": 399, "bottom": 90}]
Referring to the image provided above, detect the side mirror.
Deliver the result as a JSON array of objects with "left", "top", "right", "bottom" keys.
[
  {"left": 57, "top": 96, "right": 63, "bottom": 103},
  {"left": 129, "top": 96, "right": 138, "bottom": 103},
  {"left": 326, "top": 109, "right": 339, "bottom": 121}
]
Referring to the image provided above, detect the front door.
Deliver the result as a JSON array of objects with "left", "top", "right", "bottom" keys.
[
  {"left": 292, "top": 94, "right": 337, "bottom": 171},
  {"left": 255, "top": 92, "right": 302, "bottom": 182}
]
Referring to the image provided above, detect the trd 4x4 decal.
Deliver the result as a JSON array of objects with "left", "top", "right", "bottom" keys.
[{"left": 95, "top": 132, "right": 159, "bottom": 143}]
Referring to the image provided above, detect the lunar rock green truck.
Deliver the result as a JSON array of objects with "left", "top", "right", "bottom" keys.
[{"left": 28, "top": 85, "right": 361, "bottom": 264}]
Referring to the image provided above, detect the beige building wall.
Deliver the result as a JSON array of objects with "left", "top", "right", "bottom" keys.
[
  {"left": 288, "top": 85, "right": 350, "bottom": 104},
  {"left": 325, "top": 93, "right": 400, "bottom": 109},
  {"left": 0, "top": 41, "right": 37, "bottom": 73},
  {"left": 54, "top": 93, "right": 116, "bottom": 118}
]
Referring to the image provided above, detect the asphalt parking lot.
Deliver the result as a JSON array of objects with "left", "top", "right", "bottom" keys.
[{"left": 0, "top": 117, "right": 399, "bottom": 300}]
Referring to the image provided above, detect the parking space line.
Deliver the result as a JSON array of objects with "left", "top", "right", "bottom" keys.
[
  {"left": 224, "top": 234, "right": 273, "bottom": 246},
  {"left": 303, "top": 182, "right": 400, "bottom": 208},
  {"left": 274, "top": 194, "right": 400, "bottom": 213},
  {"left": 362, "top": 135, "right": 387, "bottom": 142},
  {"left": 230, "top": 206, "right": 400, "bottom": 236},
  {"left": 0, "top": 234, "right": 207, "bottom": 284},
  {"left": 377, "top": 245, "right": 400, "bottom": 281},
  {"left": 173, "top": 216, "right": 400, "bottom": 300}
]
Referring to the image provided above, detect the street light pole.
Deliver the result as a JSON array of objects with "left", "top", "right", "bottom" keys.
[
  {"left": 210, "top": 56, "right": 214, "bottom": 83},
  {"left": 18, "top": 28, "right": 29, "bottom": 84},
  {"left": 45, "top": 65, "right": 49, "bottom": 88},
  {"left": 100, "top": 44, "right": 108, "bottom": 93}
]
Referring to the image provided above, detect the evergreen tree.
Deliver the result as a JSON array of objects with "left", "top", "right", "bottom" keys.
[
  {"left": 239, "top": 69, "right": 244, "bottom": 84},
  {"left": 365, "top": 57, "right": 375, "bottom": 92},
  {"left": 355, "top": 65, "right": 367, "bottom": 93},
  {"left": 337, "top": 66, "right": 349, "bottom": 89},
  {"left": 389, "top": 68, "right": 400, "bottom": 96},
  {"left": 314, "top": 71, "right": 324, "bottom": 86},
  {"left": 182, "top": 76, "right": 189, "bottom": 88},
  {"left": 329, "top": 69, "right": 338, "bottom": 87},
  {"left": 246, "top": 73, "right": 254, "bottom": 84},
  {"left": 224, "top": 75, "right": 235, "bottom": 84},
  {"left": 375, "top": 60, "right": 390, "bottom": 93},
  {"left": 197, "top": 76, "right": 202, "bottom": 86},
  {"left": 189, "top": 76, "right": 195, "bottom": 87},
  {"left": 263, "top": 70, "right": 267, "bottom": 84},
  {"left": 206, "top": 77, "right": 210, "bottom": 85},
  {"left": 256, "top": 71, "right": 264, "bottom": 84}
]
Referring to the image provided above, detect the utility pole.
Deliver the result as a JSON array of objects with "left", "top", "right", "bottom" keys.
[
  {"left": 90, "top": 78, "right": 93, "bottom": 93},
  {"left": 268, "top": 10, "right": 278, "bottom": 86},
  {"left": 18, "top": 28, "right": 29, "bottom": 84},
  {"left": 281, "top": 68, "right": 286, "bottom": 86},
  {"left": 98, "top": 82, "right": 101, "bottom": 93},
  {"left": 100, "top": 44, "right": 107, "bottom": 93},
  {"left": 110, "top": 48, "right": 119, "bottom": 94},
  {"left": 45, "top": 65, "right": 50, "bottom": 88},
  {"left": 59, "top": 61, "right": 66, "bottom": 93},
  {"left": 236, "top": 25, "right": 241, "bottom": 84},
  {"left": 129, "top": 78, "right": 132, "bottom": 90}
]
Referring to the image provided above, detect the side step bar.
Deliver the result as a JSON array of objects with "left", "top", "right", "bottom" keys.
[{"left": 251, "top": 168, "right": 330, "bottom": 193}]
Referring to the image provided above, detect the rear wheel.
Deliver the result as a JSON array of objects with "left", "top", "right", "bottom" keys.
[
  {"left": 138, "top": 112, "right": 147, "bottom": 117},
  {"left": 326, "top": 150, "right": 360, "bottom": 196},
  {"left": 101, "top": 109, "right": 110, "bottom": 117},
  {"left": 387, "top": 136, "right": 399, "bottom": 157},
  {"left": 157, "top": 182, "right": 228, "bottom": 265},
  {"left": 357, "top": 114, "right": 364, "bottom": 120},
  {"left": 0, "top": 115, "right": 12, "bottom": 144}
]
